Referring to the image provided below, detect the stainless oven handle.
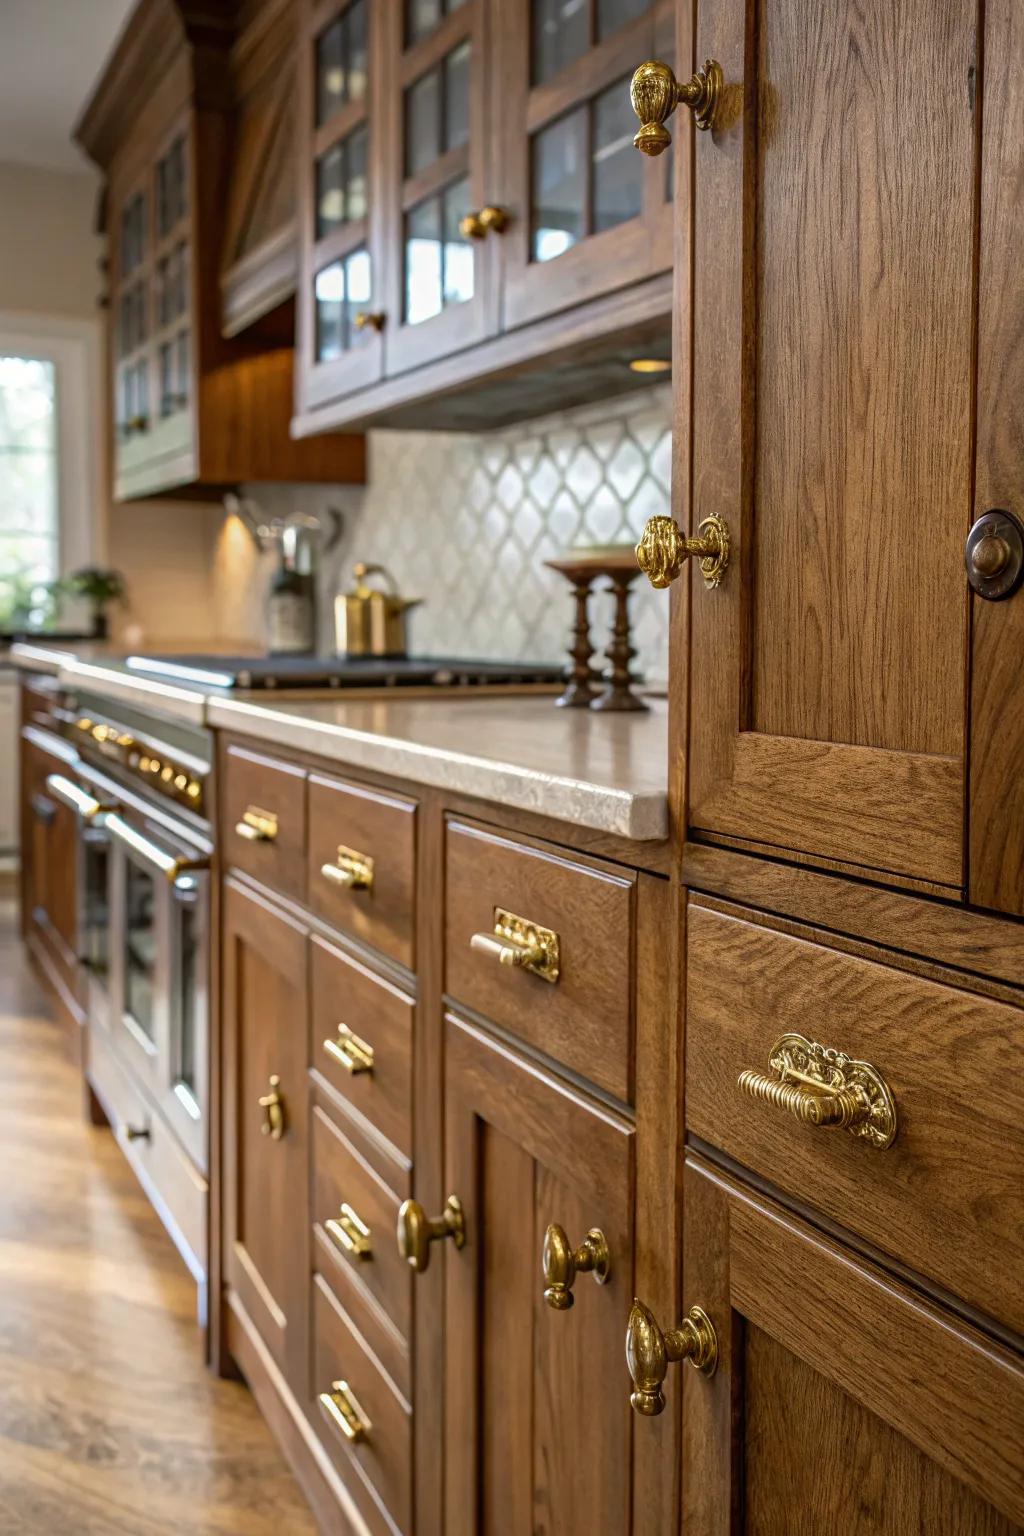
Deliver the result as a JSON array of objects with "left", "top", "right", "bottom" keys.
[
  {"left": 106, "top": 813, "right": 209, "bottom": 887},
  {"left": 45, "top": 773, "right": 114, "bottom": 823}
]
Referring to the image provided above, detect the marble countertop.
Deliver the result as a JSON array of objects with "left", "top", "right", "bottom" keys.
[{"left": 10, "top": 642, "right": 669, "bottom": 841}]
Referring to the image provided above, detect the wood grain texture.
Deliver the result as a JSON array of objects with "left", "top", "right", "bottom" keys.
[
  {"left": 445, "top": 819, "right": 636, "bottom": 1102},
  {"left": 969, "top": 0, "right": 1024, "bottom": 916},
  {"left": 685, "top": 901, "right": 1024, "bottom": 1334},
  {"left": 0, "top": 903, "right": 317, "bottom": 1534}
]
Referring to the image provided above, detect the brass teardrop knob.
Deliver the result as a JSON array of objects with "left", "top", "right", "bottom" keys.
[
  {"left": 626, "top": 1298, "right": 719, "bottom": 1415},
  {"left": 630, "top": 58, "right": 723, "bottom": 155},
  {"left": 397, "top": 1194, "right": 466, "bottom": 1272},
  {"left": 635, "top": 513, "right": 730, "bottom": 589},
  {"left": 542, "top": 1224, "right": 610, "bottom": 1310}
]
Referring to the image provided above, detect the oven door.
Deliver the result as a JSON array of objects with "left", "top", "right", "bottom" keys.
[
  {"left": 45, "top": 772, "right": 116, "bottom": 1029},
  {"left": 106, "top": 811, "right": 210, "bottom": 1167}
]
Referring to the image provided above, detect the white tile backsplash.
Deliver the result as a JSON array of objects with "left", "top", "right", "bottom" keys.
[{"left": 233, "top": 383, "right": 672, "bottom": 688}]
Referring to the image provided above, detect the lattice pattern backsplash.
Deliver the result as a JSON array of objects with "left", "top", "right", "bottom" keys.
[{"left": 240, "top": 382, "right": 672, "bottom": 689}]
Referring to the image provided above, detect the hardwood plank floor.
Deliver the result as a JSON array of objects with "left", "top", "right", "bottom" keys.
[{"left": 0, "top": 898, "right": 318, "bottom": 1534}]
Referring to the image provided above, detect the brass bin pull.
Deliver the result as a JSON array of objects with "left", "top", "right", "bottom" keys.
[
  {"left": 737, "top": 1032, "right": 897, "bottom": 1150},
  {"left": 318, "top": 1380, "right": 371, "bottom": 1443},
  {"left": 235, "top": 805, "right": 278, "bottom": 842},
  {"left": 258, "top": 1075, "right": 286, "bottom": 1141},
  {"left": 626, "top": 1299, "right": 719, "bottom": 1415},
  {"left": 324, "top": 1023, "right": 375, "bottom": 1075},
  {"left": 630, "top": 57, "right": 723, "bottom": 153},
  {"left": 470, "top": 907, "right": 560, "bottom": 984},
  {"left": 321, "top": 844, "right": 374, "bottom": 891},
  {"left": 542, "top": 1224, "right": 610, "bottom": 1310},
  {"left": 397, "top": 1195, "right": 466, "bottom": 1273},
  {"left": 636, "top": 513, "right": 730, "bottom": 590},
  {"left": 326, "top": 1202, "right": 372, "bottom": 1261}
]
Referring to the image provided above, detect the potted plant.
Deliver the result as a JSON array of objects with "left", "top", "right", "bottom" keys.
[{"left": 54, "top": 566, "right": 128, "bottom": 639}]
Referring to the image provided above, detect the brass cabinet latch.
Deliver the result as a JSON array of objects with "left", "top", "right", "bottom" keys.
[
  {"left": 542, "top": 1224, "right": 610, "bottom": 1310},
  {"left": 626, "top": 1299, "right": 719, "bottom": 1415},
  {"left": 630, "top": 58, "right": 723, "bottom": 154},
  {"left": 235, "top": 805, "right": 278, "bottom": 842},
  {"left": 326, "top": 1202, "right": 372, "bottom": 1262},
  {"left": 397, "top": 1195, "right": 466, "bottom": 1273},
  {"left": 318, "top": 1380, "right": 371, "bottom": 1443},
  {"left": 324, "top": 1022, "right": 375, "bottom": 1075},
  {"left": 321, "top": 844, "right": 375, "bottom": 891},
  {"left": 470, "top": 908, "right": 560, "bottom": 984},
  {"left": 737, "top": 1032, "right": 897, "bottom": 1150},
  {"left": 258, "top": 1075, "right": 286, "bottom": 1141},
  {"left": 636, "top": 513, "right": 730, "bottom": 590}
]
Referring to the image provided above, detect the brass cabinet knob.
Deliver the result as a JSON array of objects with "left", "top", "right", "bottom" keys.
[
  {"left": 397, "top": 1194, "right": 466, "bottom": 1273},
  {"left": 737, "top": 1032, "right": 897, "bottom": 1150},
  {"left": 318, "top": 1380, "right": 371, "bottom": 1443},
  {"left": 320, "top": 844, "right": 374, "bottom": 890},
  {"left": 459, "top": 205, "right": 510, "bottom": 240},
  {"left": 258, "top": 1074, "right": 286, "bottom": 1141},
  {"left": 326, "top": 1202, "right": 373, "bottom": 1262},
  {"left": 353, "top": 310, "right": 386, "bottom": 333},
  {"left": 323, "top": 1022, "right": 375, "bottom": 1075},
  {"left": 626, "top": 1298, "right": 718, "bottom": 1415},
  {"left": 124, "top": 1124, "right": 150, "bottom": 1143},
  {"left": 635, "top": 512, "right": 730, "bottom": 590},
  {"left": 235, "top": 805, "right": 278, "bottom": 842},
  {"left": 630, "top": 58, "right": 723, "bottom": 154},
  {"left": 542, "top": 1224, "right": 610, "bottom": 1310},
  {"left": 964, "top": 509, "right": 1024, "bottom": 601}
]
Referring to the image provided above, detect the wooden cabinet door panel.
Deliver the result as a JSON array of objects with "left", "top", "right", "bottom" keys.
[
  {"left": 686, "top": 0, "right": 977, "bottom": 889},
  {"left": 680, "top": 1155, "right": 1024, "bottom": 1534},
  {"left": 443, "top": 1012, "right": 635, "bottom": 1535},
  {"left": 222, "top": 877, "right": 310, "bottom": 1392}
]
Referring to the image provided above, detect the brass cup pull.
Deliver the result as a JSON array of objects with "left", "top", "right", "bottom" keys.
[
  {"left": 470, "top": 907, "right": 560, "bottom": 984},
  {"left": 354, "top": 310, "right": 386, "bottom": 333},
  {"left": 737, "top": 1032, "right": 897, "bottom": 1151},
  {"left": 258, "top": 1075, "right": 286, "bottom": 1141},
  {"left": 397, "top": 1194, "right": 466, "bottom": 1273},
  {"left": 326, "top": 1202, "right": 372, "bottom": 1261},
  {"left": 630, "top": 57, "right": 723, "bottom": 154},
  {"left": 318, "top": 1380, "right": 371, "bottom": 1443},
  {"left": 235, "top": 805, "right": 278, "bottom": 843},
  {"left": 324, "top": 1023, "right": 375, "bottom": 1075},
  {"left": 626, "top": 1298, "right": 719, "bottom": 1416},
  {"left": 636, "top": 513, "right": 730, "bottom": 590},
  {"left": 321, "top": 844, "right": 374, "bottom": 891},
  {"left": 542, "top": 1224, "right": 610, "bottom": 1310},
  {"left": 459, "top": 204, "right": 510, "bottom": 240}
]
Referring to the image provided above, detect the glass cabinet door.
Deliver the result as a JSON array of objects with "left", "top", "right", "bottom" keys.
[
  {"left": 496, "top": 0, "right": 674, "bottom": 331},
  {"left": 299, "top": 0, "right": 386, "bottom": 413},
  {"left": 113, "top": 177, "right": 152, "bottom": 446},
  {"left": 153, "top": 127, "right": 192, "bottom": 424},
  {"left": 381, "top": 0, "right": 495, "bottom": 376}
]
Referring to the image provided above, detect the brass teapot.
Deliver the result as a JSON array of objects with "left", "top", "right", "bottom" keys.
[{"left": 334, "top": 563, "right": 422, "bottom": 657}]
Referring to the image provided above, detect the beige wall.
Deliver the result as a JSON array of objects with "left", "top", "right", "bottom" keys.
[{"left": 0, "top": 160, "right": 103, "bottom": 319}]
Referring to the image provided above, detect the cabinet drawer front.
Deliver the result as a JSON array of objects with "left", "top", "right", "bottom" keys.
[
  {"left": 222, "top": 743, "right": 306, "bottom": 901},
  {"left": 445, "top": 821, "right": 636, "bottom": 1101},
  {"left": 685, "top": 902, "right": 1024, "bottom": 1332},
  {"left": 311, "top": 934, "right": 413, "bottom": 1160},
  {"left": 308, "top": 773, "right": 416, "bottom": 970},
  {"left": 312, "top": 1105, "right": 411, "bottom": 1341},
  {"left": 312, "top": 1273, "right": 412, "bottom": 1534}
]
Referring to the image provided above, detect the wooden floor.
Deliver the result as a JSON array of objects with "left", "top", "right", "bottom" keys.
[{"left": 0, "top": 897, "right": 318, "bottom": 1534}]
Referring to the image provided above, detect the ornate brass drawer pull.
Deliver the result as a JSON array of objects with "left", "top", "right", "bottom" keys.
[
  {"left": 542, "top": 1224, "right": 610, "bottom": 1310},
  {"left": 626, "top": 1298, "right": 719, "bottom": 1415},
  {"left": 636, "top": 513, "right": 730, "bottom": 590},
  {"left": 737, "top": 1032, "right": 897, "bottom": 1150},
  {"left": 459, "top": 205, "right": 510, "bottom": 239},
  {"left": 630, "top": 57, "right": 723, "bottom": 153},
  {"left": 470, "top": 908, "right": 560, "bottom": 984},
  {"left": 326, "top": 1202, "right": 372, "bottom": 1261},
  {"left": 235, "top": 805, "right": 278, "bottom": 843},
  {"left": 318, "top": 1380, "right": 371, "bottom": 1443},
  {"left": 258, "top": 1074, "right": 286, "bottom": 1141},
  {"left": 321, "top": 844, "right": 374, "bottom": 891},
  {"left": 397, "top": 1195, "right": 466, "bottom": 1273},
  {"left": 324, "top": 1023, "right": 375, "bottom": 1075}
]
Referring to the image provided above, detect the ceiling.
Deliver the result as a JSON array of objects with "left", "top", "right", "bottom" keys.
[{"left": 0, "top": 0, "right": 136, "bottom": 173}]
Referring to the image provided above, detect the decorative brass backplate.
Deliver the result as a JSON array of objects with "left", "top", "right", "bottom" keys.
[
  {"left": 470, "top": 908, "right": 561, "bottom": 984},
  {"left": 738, "top": 1032, "right": 897, "bottom": 1150}
]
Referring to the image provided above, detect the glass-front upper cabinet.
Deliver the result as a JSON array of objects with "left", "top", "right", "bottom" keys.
[
  {"left": 299, "top": 0, "right": 386, "bottom": 411},
  {"left": 381, "top": 0, "right": 495, "bottom": 374},
  {"left": 495, "top": 0, "right": 675, "bottom": 330},
  {"left": 114, "top": 176, "right": 151, "bottom": 444}
]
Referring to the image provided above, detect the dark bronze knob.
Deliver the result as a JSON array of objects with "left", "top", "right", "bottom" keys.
[{"left": 965, "top": 510, "right": 1024, "bottom": 601}]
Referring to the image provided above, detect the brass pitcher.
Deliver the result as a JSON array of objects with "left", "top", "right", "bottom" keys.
[{"left": 334, "top": 563, "right": 422, "bottom": 657}]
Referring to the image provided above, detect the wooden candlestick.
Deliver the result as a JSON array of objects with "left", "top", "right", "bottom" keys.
[
  {"left": 591, "top": 569, "right": 648, "bottom": 713},
  {"left": 546, "top": 545, "right": 648, "bottom": 713},
  {"left": 555, "top": 573, "right": 599, "bottom": 707}
]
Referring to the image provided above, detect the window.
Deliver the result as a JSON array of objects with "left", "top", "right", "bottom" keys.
[{"left": 0, "top": 357, "right": 58, "bottom": 619}]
